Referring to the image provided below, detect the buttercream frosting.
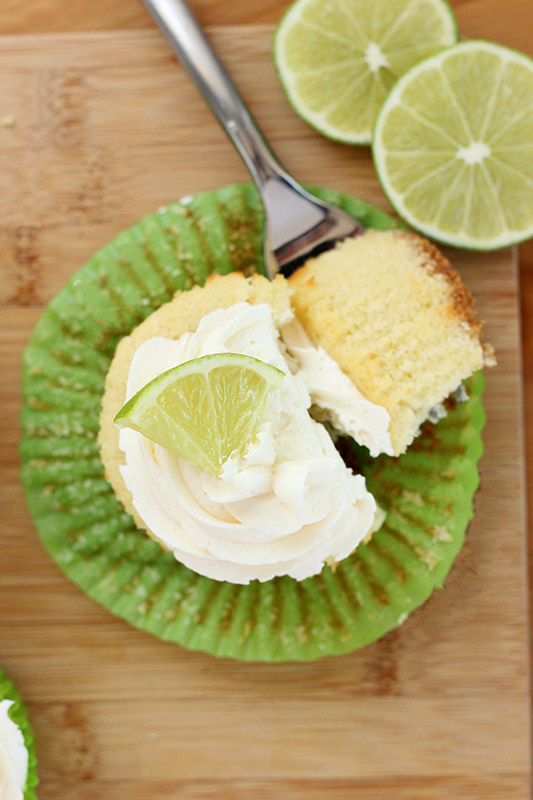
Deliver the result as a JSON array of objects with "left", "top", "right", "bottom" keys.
[
  {"left": 118, "top": 302, "right": 381, "bottom": 583},
  {"left": 0, "top": 700, "right": 28, "bottom": 800}
]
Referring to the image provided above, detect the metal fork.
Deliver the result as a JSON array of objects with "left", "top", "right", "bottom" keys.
[{"left": 141, "top": 0, "right": 365, "bottom": 279}]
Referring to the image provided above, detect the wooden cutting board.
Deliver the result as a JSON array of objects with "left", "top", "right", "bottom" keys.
[{"left": 0, "top": 29, "right": 529, "bottom": 800}]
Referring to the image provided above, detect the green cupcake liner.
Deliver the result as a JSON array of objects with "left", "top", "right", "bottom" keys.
[
  {"left": 20, "top": 183, "right": 485, "bottom": 661},
  {"left": 0, "top": 668, "right": 38, "bottom": 799}
]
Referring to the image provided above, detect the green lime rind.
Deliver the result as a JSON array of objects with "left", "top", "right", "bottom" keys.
[
  {"left": 20, "top": 183, "right": 483, "bottom": 662},
  {"left": 0, "top": 668, "right": 39, "bottom": 800},
  {"left": 114, "top": 353, "right": 285, "bottom": 475}
]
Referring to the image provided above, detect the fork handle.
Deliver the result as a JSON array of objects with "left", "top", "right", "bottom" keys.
[{"left": 141, "top": 0, "right": 288, "bottom": 187}]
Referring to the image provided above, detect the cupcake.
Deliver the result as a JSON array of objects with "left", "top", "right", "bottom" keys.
[
  {"left": 20, "top": 184, "right": 489, "bottom": 660},
  {"left": 99, "top": 239, "right": 491, "bottom": 585},
  {"left": 0, "top": 669, "right": 38, "bottom": 800}
]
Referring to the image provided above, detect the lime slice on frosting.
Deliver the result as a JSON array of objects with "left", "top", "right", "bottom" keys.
[
  {"left": 274, "top": 0, "right": 458, "bottom": 144},
  {"left": 373, "top": 40, "right": 533, "bottom": 249},
  {"left": 114, "top": 352, "right": 284, "bottom": 476}
]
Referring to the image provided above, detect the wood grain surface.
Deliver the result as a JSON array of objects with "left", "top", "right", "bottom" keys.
[{"left": 0, "top": 4, "right": 531, "bottom": 800}]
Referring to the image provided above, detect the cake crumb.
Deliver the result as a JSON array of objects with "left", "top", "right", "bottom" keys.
[
  {"left": 429, "top": 524, "right": 453, "bottom": 542},
  {"left": 1, "top": 115, "right": 15, "bottom": 128},
  {"left": 414, "top": 546, "right": 440, "bottom": 570},
  {"left": 402, "top": 490, "right": 424, "bottom": 507},
  {"left": 296, "top": 626, "right": 308, "bottom": 644}
]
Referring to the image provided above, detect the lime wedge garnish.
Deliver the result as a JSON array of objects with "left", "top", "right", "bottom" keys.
[
  {"left": 273, "top": 0, "right": 458, "bottom": 144},
  {"left": 373, "top": 40, "right": 533, "bottom": 249},
  {"left": 114, "top": 353, "right": 284, "bottom": 476}
]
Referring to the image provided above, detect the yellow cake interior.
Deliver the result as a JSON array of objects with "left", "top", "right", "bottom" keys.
[{"left": 289, "top": 229, "right": 494, "bottom": 454}]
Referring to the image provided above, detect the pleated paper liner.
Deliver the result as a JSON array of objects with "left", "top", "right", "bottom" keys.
[
  {"left": 0, "top": 668, "right": 39, "bottom": 799},
  {"left": 20, "top": 184, "right": 485, "bottom": 662}
]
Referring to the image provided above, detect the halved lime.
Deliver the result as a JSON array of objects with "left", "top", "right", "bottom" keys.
[
  {"left": 373, "top": 40, "right": 533, "bottom": 249},
  {"left": 114, "top": 352, "right": 284, "bottom": 476},
  {"left": 273, "top": 0, "right": 458, "bottom": 144}
]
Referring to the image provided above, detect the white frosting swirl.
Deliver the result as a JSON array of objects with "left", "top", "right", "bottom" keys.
[
  {"left": 0, "top": 701, "right": 28, "bottom": 800},
  {"left": 118, "top": 303, "right": 380, "bottom": 583}
]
